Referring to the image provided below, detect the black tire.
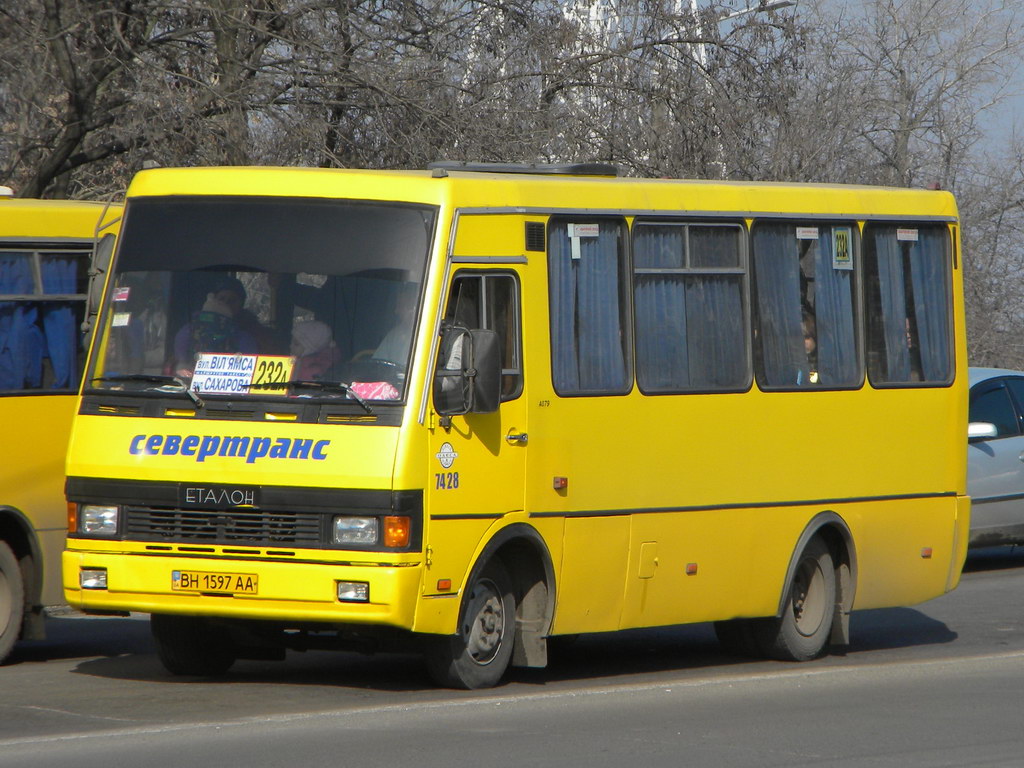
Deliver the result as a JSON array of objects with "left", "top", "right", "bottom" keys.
[
  {"left": 0, "top": 542, "right": 25, "bottom": 665},
  {"left": 754, "top": 536, "right": 836, "bottom": 661},
  {"left": 424, "top": 559, "right": 515, "bottom": 689},
  {"left": 151, "top": 614, "right": 236, "bottom": 676}
]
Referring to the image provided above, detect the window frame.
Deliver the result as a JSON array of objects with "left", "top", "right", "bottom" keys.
[
  {"left": 631, "top": 217, "right": 751, "bottom": 395},
  {"left": 0, "top": 242, "right": 93, "bottom": 395},
  {"left": 750, "top": 219, "right": 864, "bottom": 392},
  {"left": 863, "top": 222, "right": 954, "bottom": 389},
  {"left": 442, "top": 269, "right": 524, "bottom": 403},
  {"left": 547, "top": 216, "right": 633, "bottom": 398}
]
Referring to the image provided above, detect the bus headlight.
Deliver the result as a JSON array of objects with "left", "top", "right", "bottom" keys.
[
  {"left": 332, "top": 516, "right": 378, "bottom": 546},
  {"left": 336, "top": 581, "right": 369, "bottom": 602},
  {"left": 80, "top": 568, "right": 108, "bottom": 590},
  {"left": 80, "top": 505, "right": 120, "bottom": 535}
]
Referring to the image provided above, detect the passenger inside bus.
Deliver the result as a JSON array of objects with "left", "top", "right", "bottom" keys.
[
  {"left": 802, "top": 311, "right": 819, "bottom": 385},
  {"left": 171, "top": 275, "right": 260, "bottom": 378},
  {"left": 372, "top": 283, "right": 419, "bottom": 364},
  {"left": 291, "top": 320, "right": 340, "bottom": 380}
]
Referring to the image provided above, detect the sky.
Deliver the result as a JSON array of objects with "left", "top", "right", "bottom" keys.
[{"left": 719, "top": 0, "right": 1024, "bottom": 149}]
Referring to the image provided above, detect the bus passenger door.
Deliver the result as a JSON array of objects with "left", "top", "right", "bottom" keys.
[{"left": 425, "top": 271, "right": 527, "bottom": 594}]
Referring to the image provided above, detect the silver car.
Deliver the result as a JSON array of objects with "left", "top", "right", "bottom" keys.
[{"left": 968, "top": 367, "right": 1024, "bottom": 547}]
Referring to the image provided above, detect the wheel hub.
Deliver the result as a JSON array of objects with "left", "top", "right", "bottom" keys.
[{"left": 463, "top": 579, "right": 504, "bottom": 665}]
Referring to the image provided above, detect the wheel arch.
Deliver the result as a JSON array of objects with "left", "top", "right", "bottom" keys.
[
  {"left": 466, "top": 522, "right": 556, "bottom": 669},
  {"left": 776, "top": 511, "right": 858, "bottom": 645}
]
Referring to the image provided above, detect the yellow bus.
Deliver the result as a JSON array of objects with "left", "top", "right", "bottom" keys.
[
  {"left": 0, "top": 191, "right": 121, "bottom": 663},
  {"left": 62, "top": 164, "right": 968, "bottom": 688}
]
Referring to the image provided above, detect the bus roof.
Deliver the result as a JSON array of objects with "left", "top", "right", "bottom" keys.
[
  {"left": 124, "top": 166, "right": 959, "bottom": 221},
  {"left": 0, "top": 197, "right": 123, "bottom": 240}
]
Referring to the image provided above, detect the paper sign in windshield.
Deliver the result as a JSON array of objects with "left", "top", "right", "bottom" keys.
[{"left": 191, "top": 354, "right": 294, "bottom": 395}]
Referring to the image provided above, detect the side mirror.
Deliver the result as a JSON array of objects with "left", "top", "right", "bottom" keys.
[
  {"left": 433, "top": 327, "right": 501, "bottom": 416},
  {"left": 468, "top": 329, "right": 501, "bottom": 414},
  {"left": 968, "top": 422, "right": 998, "bottom": 441}
]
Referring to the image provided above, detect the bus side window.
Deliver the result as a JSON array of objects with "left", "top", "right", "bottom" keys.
[
  {"left": 633, "top": 221, "right": 747, "bottom": 393},
  {"left": 752, "top": 222, "right": 859, "bottom": 390},
  {"left": 864, "top": 224, "right": 952, "bottom": 386},
  {"left": 0, "top": 247, "right": 90, "bottom": 391},
  {"left": 548, "top": 218, "right": 631, "bottom": 396}
]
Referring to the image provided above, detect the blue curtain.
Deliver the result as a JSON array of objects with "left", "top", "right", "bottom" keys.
[
  {"left": 549, "top": 222, "right": 629, "bottom": 393},
  {"left": 752, "top": 227, "right": 806, "bottom": 387},
  {"left": 635, "top": 227, "right": 688, "bottom": 390},
  {"left": 871, "top": 231, "right": 912, "bottom": 382},
  {"left": 0, "top": 252, "right": 35, "bottom": 390},
  {"left": 814, "top": 230, "right": 857, "bottom": 386},
  {"left": 909, "top": 228, "right": 951, "bottom": 381},
  {"left": 40, "top": 254, "right": 80, "bottom": 389},
  {"left": 686, "top": 275, "right": 745, "bottom": 388}
]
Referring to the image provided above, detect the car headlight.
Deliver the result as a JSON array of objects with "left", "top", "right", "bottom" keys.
[
  {"left": 80, "top": 505, "right": 119, "bottom": 535},
  {"left": 332, "top": 516, "right": 378, "bottom": 546}
]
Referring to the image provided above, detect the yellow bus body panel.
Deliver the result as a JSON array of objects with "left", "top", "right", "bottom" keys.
[{"left": 63, "top": 167, "right": 968, "bottom": 649}]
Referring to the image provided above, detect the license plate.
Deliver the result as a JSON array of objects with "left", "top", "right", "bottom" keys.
[{"left": 172, "top": 570, "right": 258, "bottom": 595}]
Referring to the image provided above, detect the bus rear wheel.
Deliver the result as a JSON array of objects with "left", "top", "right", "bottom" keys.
[
  {"left": 0, "top": 542, "right": 25, "bottom": 664},
  {"left": 151, "top": 614, "right": 236, "bottom": 676},
  {"left": 755, "top": 536, "right": 836, "bottom": 661},
  {"left": 425, "top": 559, "right": 515, "bottom": 689}
]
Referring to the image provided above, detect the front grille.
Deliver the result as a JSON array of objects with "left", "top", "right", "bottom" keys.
[{"left": 125, "top": 506, "right": 322, "bottom": 546}]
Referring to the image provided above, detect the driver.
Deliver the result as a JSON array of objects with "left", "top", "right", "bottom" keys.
[{"left": 372, "top": 284, "right": 418, "bottom": 365}]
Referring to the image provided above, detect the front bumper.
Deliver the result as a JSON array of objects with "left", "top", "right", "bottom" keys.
[{"left": 63, "top": 547, "right": 424, "bottom": 628}]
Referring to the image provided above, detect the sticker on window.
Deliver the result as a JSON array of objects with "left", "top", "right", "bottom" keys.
[
  {"left": 897, "top": 228, "right": 919, "bottom": 242},
  {"left": 113, "top": 287, "right": 131, "bottom": 301},
  {"left": 190, "top": 354, "right": 294, "bottom": 395},
  {"left": 568, "top": 222, "right": 600, "bottom": 260},
  {"left": 832, "top": 227, "right": 853, "bottom": 271},
  {"left": 112, "top": 312, "right": 131, "bottom": 327},
  {"left": 796, "top": 226, "right": 819, "bottom": 240}
]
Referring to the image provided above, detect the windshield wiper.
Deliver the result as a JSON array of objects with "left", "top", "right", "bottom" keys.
[
  {"left": 249, "top": 379, "right": 374, "bottom": 414},
  {"left": 91, "top": 374, "right": 204, "bottom": 409}
]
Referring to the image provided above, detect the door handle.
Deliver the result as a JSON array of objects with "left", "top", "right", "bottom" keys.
[{"left": 505, "top": 430, "right": 528, "bottom": 446}]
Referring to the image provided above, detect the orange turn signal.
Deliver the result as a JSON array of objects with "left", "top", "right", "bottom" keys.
[
  {"left": 384, "top": 516, "right": 411, "bottom": 548},
  {"left": 67, "top": 502, "right": 78, "bottom": 534}
]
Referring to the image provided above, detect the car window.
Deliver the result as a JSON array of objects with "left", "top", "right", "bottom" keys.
[
  {"left": 1002, "top": 378, "right": 1024, "bottom": 432},
  {"left": 969, "top": 384, "right": 1020, "bottom": 437}
]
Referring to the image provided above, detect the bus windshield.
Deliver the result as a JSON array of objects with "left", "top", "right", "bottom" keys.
[{"left": 88, "top": 196, "right": 436, "bottom": 404}]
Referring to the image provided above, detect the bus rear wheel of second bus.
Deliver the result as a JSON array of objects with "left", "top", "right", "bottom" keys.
[
  {"left": 151, "top": 614, "right": 237, "bottom": 676},
  {"left": 424, "top": 559, "right": 515, "bottom": 689},
  {"left": 0, "top": 542, "right": 25, "bottom": 664}
]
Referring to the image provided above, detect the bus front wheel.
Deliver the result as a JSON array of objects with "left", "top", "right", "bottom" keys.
[
  {"left": 0, "top": 542, "right": 25, "bottom": 664},
  {"left": 151, "top": 614, "right": 236, "bottom": 676},
  {"left": 756, "top": 536, "right": 836, "bottom": 661},
  {"left": 424, "top": 559, "right": 515, "bottom": 689}
]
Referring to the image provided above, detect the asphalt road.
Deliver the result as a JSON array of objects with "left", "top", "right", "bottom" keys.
[{"left": 2, "top": 547, "right": 1023, "bottom": 767}]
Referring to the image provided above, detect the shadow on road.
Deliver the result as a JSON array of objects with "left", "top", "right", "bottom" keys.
[
  {"left": 845, "top": 607, "right": 957, "bottom": 653},
  {"left": 7, "top": 613, "right": 153, "bottom": 665},
  {"left": 963, "top": 545, "right": 1024, "bottom": 574},
  {"left": 21, "top": 604, "right": 958, "bottom": 692}
]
